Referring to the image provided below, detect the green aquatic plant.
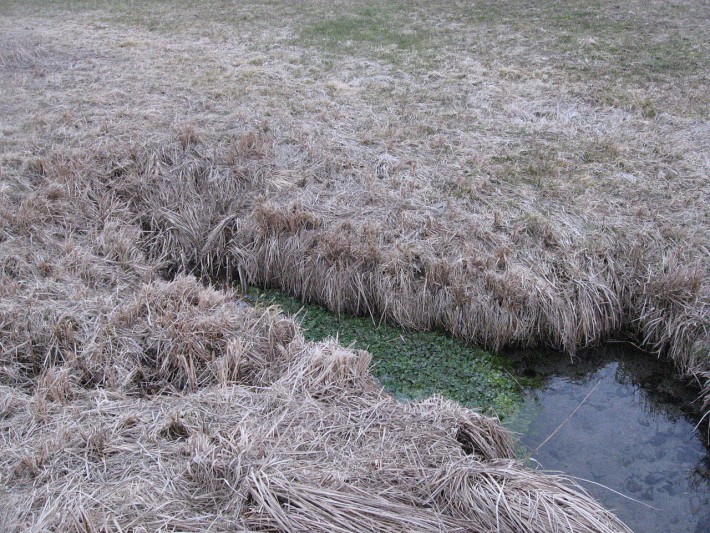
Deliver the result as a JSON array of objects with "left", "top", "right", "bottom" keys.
[{"left": 246, "top": 287, "right": 529, "bottom": 419}]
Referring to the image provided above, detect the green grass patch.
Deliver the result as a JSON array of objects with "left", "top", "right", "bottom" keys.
[
  {"left": 246, "top": 287, "right": 530, "bottom": 419},
  {"left": 299, "top": 5, "right": 429, "bottom": 62}
]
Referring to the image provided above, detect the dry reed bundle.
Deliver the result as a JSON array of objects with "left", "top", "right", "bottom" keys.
[
  {"left": 426, "top": 458, "right": 629, "bottom": 533},
  {"left": 246, "top": 472, "right": 470, "bottom": 532}
]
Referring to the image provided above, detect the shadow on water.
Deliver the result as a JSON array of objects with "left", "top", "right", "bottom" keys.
[{"left": 504, "top": 344, "right": 710, "bottom": 533}]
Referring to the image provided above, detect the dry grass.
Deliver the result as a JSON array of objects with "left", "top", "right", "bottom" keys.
[
  {"left": 0, "top": 170, "right": 629, "bottom": 530},
  {"left": 0, "top": 0, "right": 708, "bottom": 530}
]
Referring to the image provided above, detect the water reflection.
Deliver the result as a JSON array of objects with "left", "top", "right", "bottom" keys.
[{"left": 505, "top": 344, "right": 710, "bottom": 533}]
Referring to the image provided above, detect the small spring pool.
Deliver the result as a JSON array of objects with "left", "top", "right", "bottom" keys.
[{"left": 505, "top": 345, "right": 710, "bottom": 533}]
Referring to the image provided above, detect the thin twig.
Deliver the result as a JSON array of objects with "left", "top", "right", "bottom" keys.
[{"left": 527, "top": 379, "right": 601, "bottom": 459}]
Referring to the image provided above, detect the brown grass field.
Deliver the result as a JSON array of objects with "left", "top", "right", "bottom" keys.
[{"left": 0, "top": 0, "right": 708, "bottom": 531}]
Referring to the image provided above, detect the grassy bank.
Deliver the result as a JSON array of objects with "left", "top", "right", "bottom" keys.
[{"left": 0, "top": 152, "right": 630, "bottom": 532}]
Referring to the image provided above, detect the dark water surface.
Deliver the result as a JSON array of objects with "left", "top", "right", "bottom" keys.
[{"left": 505, "top": 345, "right": 710, "bottom": 533}]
